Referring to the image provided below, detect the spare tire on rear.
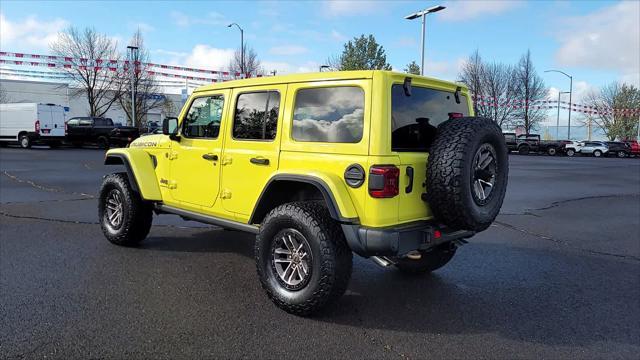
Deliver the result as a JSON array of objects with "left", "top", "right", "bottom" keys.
[{"left": 424, "top": 117, "right": 508, "bottom": 232}]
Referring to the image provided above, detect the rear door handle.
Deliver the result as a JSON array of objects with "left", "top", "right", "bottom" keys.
[
  {"left": 405, "top": 166, "right": 414, "bottom": 193},
  {"left": 250, "top": 157, "right": 270, "bottom": 165},
  {"left": 202, "top": 153, "right": 218, "bottom": 161}
]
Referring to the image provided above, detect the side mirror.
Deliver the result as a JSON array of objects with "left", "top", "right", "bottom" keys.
[{"left": 162, "top": 117, "right": 179, "bottom": 141}]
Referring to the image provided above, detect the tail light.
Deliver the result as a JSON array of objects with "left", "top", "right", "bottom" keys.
[
  {"left": 35, "top": 120, "right": 40, "bottom": 133},
  {"left": 64, "top": 121, "right": 68, "bottom": 134},
  {"left": 448, "top": 112, "right": 463, "bottom": 119},
  {"left": 369, "top": 165, "right": 400, "bottom": 198}
]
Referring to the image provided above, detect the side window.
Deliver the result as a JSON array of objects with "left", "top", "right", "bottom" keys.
[
  {"left": 67, "top": 119, "right": 79, "bottom": 126},
  {"left": 292, "top": 86, "right": 364, "bottom": 143},
  {"left": 233, "top": 91, "right": 280, "bottom": 140},
  {"left": 79, "top": 119, "right": 93, "bottom": 126},
  {"left": 182, "top": 95, "right": 224, "bottom": 139}
]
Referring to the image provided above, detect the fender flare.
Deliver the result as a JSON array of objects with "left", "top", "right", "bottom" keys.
[
  {"left": 249, "top": 174, "right": 359, "bottom": 225},
  {"left": 104, "top": 151, "right": 162, "bottom": 201}
]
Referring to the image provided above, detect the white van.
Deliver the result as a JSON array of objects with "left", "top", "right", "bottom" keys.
[{"left": 0, "top": 103, "right": 66, "bottom": 148}]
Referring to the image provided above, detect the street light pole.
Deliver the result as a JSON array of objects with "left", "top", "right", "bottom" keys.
[
  {"left": 228, "top": 23, "right": 244, "bottom": 76},
  {"left": 557, "top": 91, "right": 570, "bottom": 140},
  {"left": 405, "top": 5, "right": 445, "bottom": 76},
  {"left": 127, "top": 45, "right": 139, "bottom": 127},
  {"left": 545, "top": 69, "right": 573, "bottom": 139}
]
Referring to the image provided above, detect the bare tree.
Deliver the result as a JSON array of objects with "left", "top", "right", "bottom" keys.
[
  {"left": 229, "top": 44, "right": 262, "bottom": 77},
  {"left": 50, "top": 27, "right": 124, "bottom": 117},
  {"left": 513, "top": 50, "right": 547, "bottom": 134},
  {"left": 458, "top": 50, "right": 488, "bottom": 117},
  {"left": 582, "top": 82, "right": 640, "bottom": 140},
  {"left": 482, "top": 61, "right": 517, "bottom": 127},
  {"left": 117, "top": 30, "right": 171, "bottom": 127}
]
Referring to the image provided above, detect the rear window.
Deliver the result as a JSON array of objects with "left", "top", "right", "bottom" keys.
[
  {"left": 391, "top": 85, "right": 469, "bottom": 151},
  {"left": 504, "top": 134, "right": 516, "bottom": 141}
]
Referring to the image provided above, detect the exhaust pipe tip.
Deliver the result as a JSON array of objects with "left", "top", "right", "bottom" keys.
[{"left": 371, "top": 256, "right": 394, "bottom": 267}]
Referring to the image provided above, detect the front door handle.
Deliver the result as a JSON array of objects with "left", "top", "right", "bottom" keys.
[
  {"left": 250, "top": 157, "right": 270, "bottom": 166},
  {"left": 202, "top": 153, "right": 218, "bottom": 161}
]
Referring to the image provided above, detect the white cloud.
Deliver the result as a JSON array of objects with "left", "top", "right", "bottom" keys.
[
  {"left": 293, "top": 108, "right": 364, "bottom": 143},
  {"left": 440, "top": 1, "right": 522, "bottom": 21},
  {"left": 323, "top": 0, "right": 380, "bottom": 17},
  {"left": 0, "top": 13, "right": 68, "bottom": 52},
  {"left": 170, "top": 11, "right": 227, "bottom": 27},
  {"left": 269, "top": 45, "right": 308, "bottom": 56},
  {"left": 160, "top": 45, "right": 234, "bottom": 71},
  {"left": 554, "top": 1, "right": 639, "bottom": 81},
  {"left": 331, "top": 30, "right": 347, "bottom": 42}
]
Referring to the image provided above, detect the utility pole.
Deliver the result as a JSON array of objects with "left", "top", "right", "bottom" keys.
[
  {"left": 228, "top": 23, "right": 244, "bottom": 76},
  {"left": 127, "top": 45, "right": 139, "bottom": 127},
  {"left": 405, "top": 5, "right": 445, "bottom": 76},
  {"left": 556, "top": 91, "right": 570, "bottom": 140},
  {"left": 545, "top": 69, "right": 573, "bottom": 139}
]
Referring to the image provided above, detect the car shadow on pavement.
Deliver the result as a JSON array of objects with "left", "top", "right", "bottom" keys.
[
  {"left": 137, "top": 228, "right": 639, "bottom": 349},
  {"left": 316, "top": 243, "right": 639, "bottom": 349},
  {"left": 141, "top": 228, "right": 255, "bottom": 257}
]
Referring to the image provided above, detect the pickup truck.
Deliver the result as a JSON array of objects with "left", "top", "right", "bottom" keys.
[
  {"left": 66, "top": 117, "right": 139, "bottom": 149},
  {"left": 515, "top": 134, "right": 570, "bottom": 156}
]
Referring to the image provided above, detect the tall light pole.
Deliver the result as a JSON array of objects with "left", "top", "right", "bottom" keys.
[
  {"left": 405, "top": 5, "right": 445, "bottom": 76},
  {"left": 127, "top": 45, "right": 139, "bottom": 126},
  {"left": 556, "top": 91, "right": 570, "bottom": 140},
  {"left": 228, "top": 23, "right": 244, "bottom": 76},
  {"left": 545, "top": 69, "right": 573, "bottom": 139}
]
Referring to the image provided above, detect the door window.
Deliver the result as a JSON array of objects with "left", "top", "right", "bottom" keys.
[
  {"left": 232, "top": 91, "right": 280, "bottom": 140},
  {"left": 182, "top": 95, "right": 224, "bottom": 139}
]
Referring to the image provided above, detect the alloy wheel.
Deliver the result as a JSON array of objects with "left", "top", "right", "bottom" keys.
[
  {"left": 105, "top": 189, "right": 124, "bottom": 228},
  {"left": 271, "top": 229, "right": 313, "bottom": 291},
  {"left": 471, "top": 143, "right": 498, "bottom": 205}
]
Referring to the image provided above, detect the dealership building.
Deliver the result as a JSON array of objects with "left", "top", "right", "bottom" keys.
[{"left": 0, "top": 78, "right": 186, "bottom": 126}]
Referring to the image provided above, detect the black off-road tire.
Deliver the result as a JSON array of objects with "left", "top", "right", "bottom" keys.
[
  {"left": 97, "top": 136, "right": 110, "bottom": 150},
  {"left": 98, "top": 172, "right": 153, "bottom": 246},
  {"left": 518, "top": 145, "right": 530, "bottom": 155},
  {"left": 547, "top": 147, "right": 557, "bottom": 156},
  {"left": 395, "top": 243, "right": 457, "bottom": 274},
  {"left": 255, "top": 201, "right": 353, "bottom": 316},
  {"left": 425, "top": 117, "right": 509, "bottom": 232}
]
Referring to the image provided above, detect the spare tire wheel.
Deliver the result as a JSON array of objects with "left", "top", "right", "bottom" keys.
[{"left": 424, "top": 117, "right": 508, "bottom": 232}]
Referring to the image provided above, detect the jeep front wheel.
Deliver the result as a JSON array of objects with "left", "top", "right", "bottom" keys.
[
  {"left": 98, "top": 172, "right": 153, "bottom": 246},
  {"left": 255, "top": 201, "right": 352, "bottom": 316}
]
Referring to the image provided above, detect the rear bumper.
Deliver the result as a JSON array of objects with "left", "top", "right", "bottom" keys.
[{"left": 341, "top": 221, "right": 475, "bottom": 257}]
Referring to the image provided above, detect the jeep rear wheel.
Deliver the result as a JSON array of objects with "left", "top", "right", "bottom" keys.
[
  {"left": 255, "top": 201, "right": 352, "bottom": 316},
  {"left": 98, "top": 172, "right": 153, "bottom": 246},
  {"left": 425, "top": 117, "right": 508, "bottom": 232},
  {"left": 395, "top": 243, "right": 457, "bottom": 274}
]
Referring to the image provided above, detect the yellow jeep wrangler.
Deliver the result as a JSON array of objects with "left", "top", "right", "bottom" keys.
[{"left": 99, "top": 70, "right": 508, "bottom": 315}]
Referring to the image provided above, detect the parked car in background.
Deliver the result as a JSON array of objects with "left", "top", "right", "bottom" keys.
[
  {"left": 66, "top": 117, "right": 139, "bottom": 149},
  {"left": 564, "top": 141, "right": 582, "bottom": 157},
  {"left": 605, "top": 141, "right": 631, "bottom": 158},
  {"left": 0, "top": 103, "right": 66, "bottom": 148},
  {"left": 503, "top": 132, "right": 517, "bottom": 152},
  {"left": 624, "top": 140, "right": 640, "bottom": 157},
  {"left": 515, "top": 134, "right": 569, "bottom": 155},
  {"left": 578, "top": 141, "right": 608, "bottom": 157}
]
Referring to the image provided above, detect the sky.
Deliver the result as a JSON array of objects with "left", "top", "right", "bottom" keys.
[{"left": 1, "top": 0, "right": 639, "bottom": 129}]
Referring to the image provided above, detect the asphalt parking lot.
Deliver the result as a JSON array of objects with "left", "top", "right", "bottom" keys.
[{"left": 1, "top": 147, "right": 639, "bottom": 359}]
